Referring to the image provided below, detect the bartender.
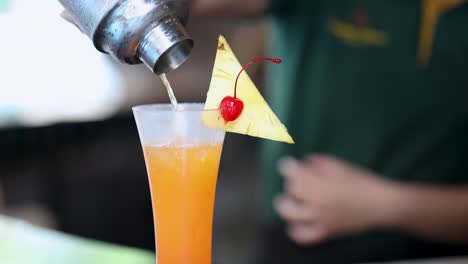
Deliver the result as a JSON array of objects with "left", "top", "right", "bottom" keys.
[{"left": 192, "top": 0, "right": 468, "bottom": 263}]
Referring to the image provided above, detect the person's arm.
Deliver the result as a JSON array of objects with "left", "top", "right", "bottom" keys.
[
  {"left": 190, "top": 0, "right": 268, "bottom": 18},
  {"left": 386, "top": 185, "right": 468, "bottom": 244},
  {"left": 275, "top": 155, "right": 468, "bottom": 245},
  {"left": 61, "top": 0, "right": 269, "bottom": 24}
]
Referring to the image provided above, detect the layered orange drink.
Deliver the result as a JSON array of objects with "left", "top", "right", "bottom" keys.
[{"left": 133, "top": 36, "right": 293, "bottom": 264}]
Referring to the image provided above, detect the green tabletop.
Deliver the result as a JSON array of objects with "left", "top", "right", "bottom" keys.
[
  {"left": 0, "top": 216, "right": 155, "bottom": 264},
  {"left": 0, "top": 0, "right": 11, "bottom": 13}
]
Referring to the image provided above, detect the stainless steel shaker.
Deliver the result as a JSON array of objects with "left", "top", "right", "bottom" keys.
[{"left": 58, "top": 0, "right": 193, "bottom": 74}]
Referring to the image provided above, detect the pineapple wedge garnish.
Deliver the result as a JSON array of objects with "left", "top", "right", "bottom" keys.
[{"left": 203, "top": 35, "right": 294, "bottom": 144}]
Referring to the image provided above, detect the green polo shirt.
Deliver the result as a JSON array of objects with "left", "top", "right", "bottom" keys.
[{"left": 260, "top": 0, "right": 468, "bottom": 255}]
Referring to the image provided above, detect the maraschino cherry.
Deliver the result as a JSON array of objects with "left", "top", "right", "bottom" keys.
[{"left": 220, "top": 57, "right": 282, "bottom": 122}]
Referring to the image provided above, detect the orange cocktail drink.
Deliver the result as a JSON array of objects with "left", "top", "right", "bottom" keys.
[
  {"left": 144, "top": 144, "right": 222, "bottom": 263},
  {"left": 133, "top": 104, "right": 225, "bottom": 264}
]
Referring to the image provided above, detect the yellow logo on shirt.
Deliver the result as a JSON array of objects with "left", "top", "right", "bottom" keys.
[
  {"left": 327, "top": 2, "right": 468, "bottom": 64},
  {"left": 418, "top": 0, "right": 468, "bottom": 64},
  {"left": 328, "top": 8, "right": 388, "bottom": 47}
]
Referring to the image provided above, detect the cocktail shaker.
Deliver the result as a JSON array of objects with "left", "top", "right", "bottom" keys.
[{"left": 58, "top": 0, "right": 193, "bottom": 74}]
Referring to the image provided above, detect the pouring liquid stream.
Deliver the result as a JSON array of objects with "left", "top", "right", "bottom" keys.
[
  {"left": 159, "top": 74, "right": 180, "bottom": 111},
  {"left": 159, "top": 73, "right": 184, "bottom": 140}
]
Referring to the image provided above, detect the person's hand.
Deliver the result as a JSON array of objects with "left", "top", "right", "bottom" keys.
[
  {"left": 275, "top": 155, "right": 397, "bottom": 244},
  {"left": 189, "top": 0, "right": 267, "bottom": 18}
]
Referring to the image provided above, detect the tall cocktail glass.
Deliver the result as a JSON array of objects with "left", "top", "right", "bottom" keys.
[{"left": 133, "top": 104, "right": 225, "bottom": 264}]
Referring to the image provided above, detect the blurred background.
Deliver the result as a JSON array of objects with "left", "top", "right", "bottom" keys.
[{"left": 0, "top": 1, "right": 267, "bottom": 263}]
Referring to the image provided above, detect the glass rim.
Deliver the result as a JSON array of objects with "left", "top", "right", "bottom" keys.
[{"left": 132, "top": 103, "right": 218, "bottom": 113}]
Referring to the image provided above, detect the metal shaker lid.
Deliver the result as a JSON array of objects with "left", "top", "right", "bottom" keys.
[{"left": 138, "top": 17, "right": 194, "bottom": 75}]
